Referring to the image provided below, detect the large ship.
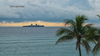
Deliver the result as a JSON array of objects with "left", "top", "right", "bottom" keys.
[{"left": 23, "top": 24, "right": 44, "bottom": 27}]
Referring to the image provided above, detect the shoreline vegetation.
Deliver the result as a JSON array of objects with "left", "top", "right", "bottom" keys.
[{"left": 55, "top": 15, "right": 100, "bottom": 56}]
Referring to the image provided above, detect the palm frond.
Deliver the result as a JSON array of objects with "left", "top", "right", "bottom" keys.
[
  {"left": 86, "top": 35, "right": 100, "bottom": 42},
  {"left": 97, "top": 15, "right": 100, "bottom": 20},
  {"left": 98, "top": 29, "right": 100, "bottom": 33},
  {"left": 55, "top": 35, "right": 74, "bottom": 45},
  {"left": 97, "top": 15, "right": 100, "bottom": 18},
  {"left": 56, "top": 28, "right": 74, "bottom": 36},
  {"left": 85, "top": 27, "right": 98, "bottom": 38},
  {"left": 75, "top": 15, "right": 88, "bottom": 33},
  {"left": 81, "top": 15, "right": 88, "bottom": 20},
  {"left": 64, "top": 19, "right": 76, "bottom": 27},
  {"left": 82, "top": 39, "right": 91, "bottom": 54},
  {"left": 92, "top": 43, "right": 100, "bottom": 55},
  {"left": 84, "top": 24, "right": 93, "bottom": 28},
  {"left": 81, "top": 27, "right": 86, "bottom": 35},
  {"left": 67, "top": 32, "right": 75, "bottom": 37},
  {"left": 81, "top": 24, "right": 93, "bottom": 34}
]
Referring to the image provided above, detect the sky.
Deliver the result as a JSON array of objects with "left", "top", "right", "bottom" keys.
[{"left": 0, "top": 0, "right": 100, "bottom": 26}]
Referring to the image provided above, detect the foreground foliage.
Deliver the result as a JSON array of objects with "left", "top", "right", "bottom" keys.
[
  {"left": 89, "top": 15, "right": 100, "bottom": 55},
  {"left": 55, "top": 15, "right": 94, "bottom": 56}
]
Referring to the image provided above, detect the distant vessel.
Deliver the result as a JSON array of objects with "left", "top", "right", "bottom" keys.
[{"left": 23, "top": 24, "right": 44, "bottom": 27}]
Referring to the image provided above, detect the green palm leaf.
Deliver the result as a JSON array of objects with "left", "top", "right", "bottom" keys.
[
  {"left": 97, "top": 15, "right": 100, "bottom": 18},
  {"left": 75, "top": 15, "right": 88, "bottom": 33},
  {"left": 92, "top": 43, "right": 100, "bottom": 55},
  {"left": 98, "top": 29, "right": 100, "bottom": 33},
  {"left": 55, "top": 35, "right": 74, "bottom": 45},
  {"left": 82, "top": 39, "right": 91, "bottom": 54},
  {"left": 56, "top": 28, "right": 74, "bottom": 36},
  {"left": 81, "top": 24, "right": 93, "bottom": 34},
  {"left": 83, "top": 24, "right": 93, "bottom": 30},
  {"left": 86, "top": 35, "right": 100, "bottom": 42},
  {"left": 64, "top": 19, "right": 76, "bottom": 27}
]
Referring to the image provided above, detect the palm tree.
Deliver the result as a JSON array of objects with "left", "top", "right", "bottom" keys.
[{"left": 55, "top": 15, "right": 92, "bottom": 56}]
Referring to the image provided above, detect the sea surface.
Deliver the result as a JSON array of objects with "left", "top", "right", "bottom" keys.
[{"left": 0, "top": 27, "right": 100, "bottom": 56}]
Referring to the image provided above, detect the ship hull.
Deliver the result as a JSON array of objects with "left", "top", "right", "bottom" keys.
[{"left": 23, "top": 26, "right": 44, "bottom": 27}]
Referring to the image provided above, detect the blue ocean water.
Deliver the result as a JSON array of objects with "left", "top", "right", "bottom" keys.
[{"left": 0, "top": 27, "right": 100, "bottom": 56}]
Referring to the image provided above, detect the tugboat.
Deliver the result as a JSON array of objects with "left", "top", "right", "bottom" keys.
[{"left": 23, "top": 24, "right": 44, "bottom": 27}]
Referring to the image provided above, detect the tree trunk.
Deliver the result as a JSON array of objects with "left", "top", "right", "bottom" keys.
[
  {"left": 79, "top": 43, "right": 81, "bottom": 56},
  {"left": 77, "top": 35, "right": 82, "bottom": 56}
]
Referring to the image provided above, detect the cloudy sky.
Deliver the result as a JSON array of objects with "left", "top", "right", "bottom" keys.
[{"left": 0, "top": 0, "right": 100, "bottom": 26}]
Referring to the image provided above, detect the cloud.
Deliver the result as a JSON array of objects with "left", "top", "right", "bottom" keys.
[{"left": 0, "top": 0, "right": 100, "bottom": 24}]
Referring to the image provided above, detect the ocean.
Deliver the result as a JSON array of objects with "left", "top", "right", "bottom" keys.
[{"left": 0, "top": 27, "right": 100, "bottom": 56}]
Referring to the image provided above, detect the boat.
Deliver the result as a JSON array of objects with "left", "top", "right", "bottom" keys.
[{"left": 23, "top": 24, "right": 44, "bottom": 27}]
